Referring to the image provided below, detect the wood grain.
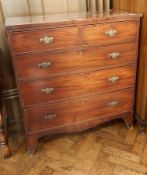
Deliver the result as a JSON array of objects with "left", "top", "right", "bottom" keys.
[
  {"left": 12, "top": 27, "right": 78, "bottom": 53},
  {"left": 19, "top": 65, "right": 136, "bottom": 107},
  {"left": 112, "top": 0, "right": 147, "bottom": 123},
  {"left": 0, "top": 110, "right": 10, "bottom": 159},
  {"left": 1, "top": 122, "right": 147, "bottom": 175},
  {"left": 25, "top": 88, "right": 134, "bottom": 133},
  {"left": 6, "top": 10, "right": 140, "bottom": 154},
  {"left": 82, "top": 21, "right": 139, "bottom": 46},
  {"left": 15, "top": 41, "right": 138, "bottom": 80}
]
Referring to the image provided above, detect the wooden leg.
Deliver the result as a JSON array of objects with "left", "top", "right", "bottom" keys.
[
  {"left": 138, "top": 122, "right": 145, "bottom": 135},
  {"left": 135, "top": 115, "right": 146, "bottom": 135},
  {"left": 0, "top": 112, "right": 10, "bottom": 159},
  {"left": 27, "top": 134, "right": 38, "bottom": 156},
  {"left": 122, "top": 112, "right": 133, "bottom": 130}
]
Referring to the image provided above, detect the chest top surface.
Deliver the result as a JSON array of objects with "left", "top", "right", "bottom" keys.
[{"left": 5, "top": 10, "right": 141, "bottom": 30}]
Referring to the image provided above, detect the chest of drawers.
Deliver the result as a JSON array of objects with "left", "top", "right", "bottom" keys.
[{"left": 5, "top": 11, "right": 141, "bottom": 155}]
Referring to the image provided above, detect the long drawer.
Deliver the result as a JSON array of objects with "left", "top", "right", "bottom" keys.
[
  {"left": 15, "top": 42, "right": 137, "bottom": 80},
  {"left": 11, "top": 27, "right": 78, "bottom": 53},
  {"left": 82, "top": 21, "right": 138, "bottom": 46},
  {"left": 19, "top": 65, "right": 136, "bottom": 106},
  {"left": 25, "top": 88, "right": 134, "bottom": 133}
]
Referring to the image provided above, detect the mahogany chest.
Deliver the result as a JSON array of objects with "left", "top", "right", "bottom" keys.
[{"left": 5, "top": 11, "right": 141, "bottom": 154}]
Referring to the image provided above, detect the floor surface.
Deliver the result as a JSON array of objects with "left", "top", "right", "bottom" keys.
[{"left": 0, "top": 120, "right": 147, "bottom": 175}]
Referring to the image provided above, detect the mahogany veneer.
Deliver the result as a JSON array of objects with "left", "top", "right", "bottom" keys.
[
  {"left": 25, "top": 88, "right": 134, "bottom": 133},
  {"left": 20, "top": 65, "right": 135, "bottom": 107},
  {"left": 5, "top": 10, "right": 141, "bottom": 155},
  {"left": 15, "top": 41, "right": 136, "bottom": 80},
  {"left": 12, "top": 27, "right": 78, "bottom": 53}
]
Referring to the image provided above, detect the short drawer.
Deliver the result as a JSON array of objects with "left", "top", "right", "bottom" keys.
[
  {"left": 25, "top": 88, "right": 134, "bottom": 133},
  {"left": 12, "top": 27, "right": 78, "bottom": 53},
  {"left": 15, "top": 41, "right": 137, "bottom": 80},
  {"left": 19, "top": 65, "right": 136, "bottom": 107},
  {"left": 82, "top": 21, "right": 138, "bottom": 46}
]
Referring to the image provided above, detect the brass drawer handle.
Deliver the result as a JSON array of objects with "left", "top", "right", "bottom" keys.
[
  {"left": 108, "top": 76, "right": 120, "bottom": 83},
  {"left": 38, "top": 62, "right": 52, "bottom": 69},
  {"left": 40, "top": 35, "right": 54, "bottom": 44},
  {"left": 108, "top": 100, "right": 119, "bottom": 107},
  {"left": 41, "top": 88, "right": 54, "bottom": 95},
  {"left": 44, "top": 114, "right": 57, "bottom": 120},
  {"left": 109, "top": 52, "right": 120, "bottom": 59},
  {"left": 105, "top": 29, "right": 117, "bottom": 37}
]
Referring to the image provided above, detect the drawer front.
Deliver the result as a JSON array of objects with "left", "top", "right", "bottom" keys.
[
  {"left": 15, "top": 42, "right": 137, "bottom": 80},
  {"left": 12, "top": 27, "right": 78, "bottom": 53},
  {"left": 19, "top": 65, "right": 136, "bottom": 106},
  {"left": 82, "top": 21, "right": 138, "bottom": 46},
  {"left": 25, "top": 88, "right": 134, "bottom": 133}
]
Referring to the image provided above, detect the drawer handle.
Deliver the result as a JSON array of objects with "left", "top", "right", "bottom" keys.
[
  {"left": 40, "top": 35, "right": 54, "bottom": 44},
  {"left": 38, "top": 62, "right": 52, "bottom": 69},
  {"left": 44, "top": 114, "right": 57, "bottom": 120},
  {"left": 105, "top": 29, "right": 117, "bottom": 37},
  {"left": 41, "top": 88, "right": 54, "bottom": 95},
  {"left": 109, "top": 52, "right": 120, "bottom": 59},
  {"left": 108, "top": 100, "right": 119, "bottom": 107},
  {"left": 108, "top": 76, "right": 120, "bottom": 83}
]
